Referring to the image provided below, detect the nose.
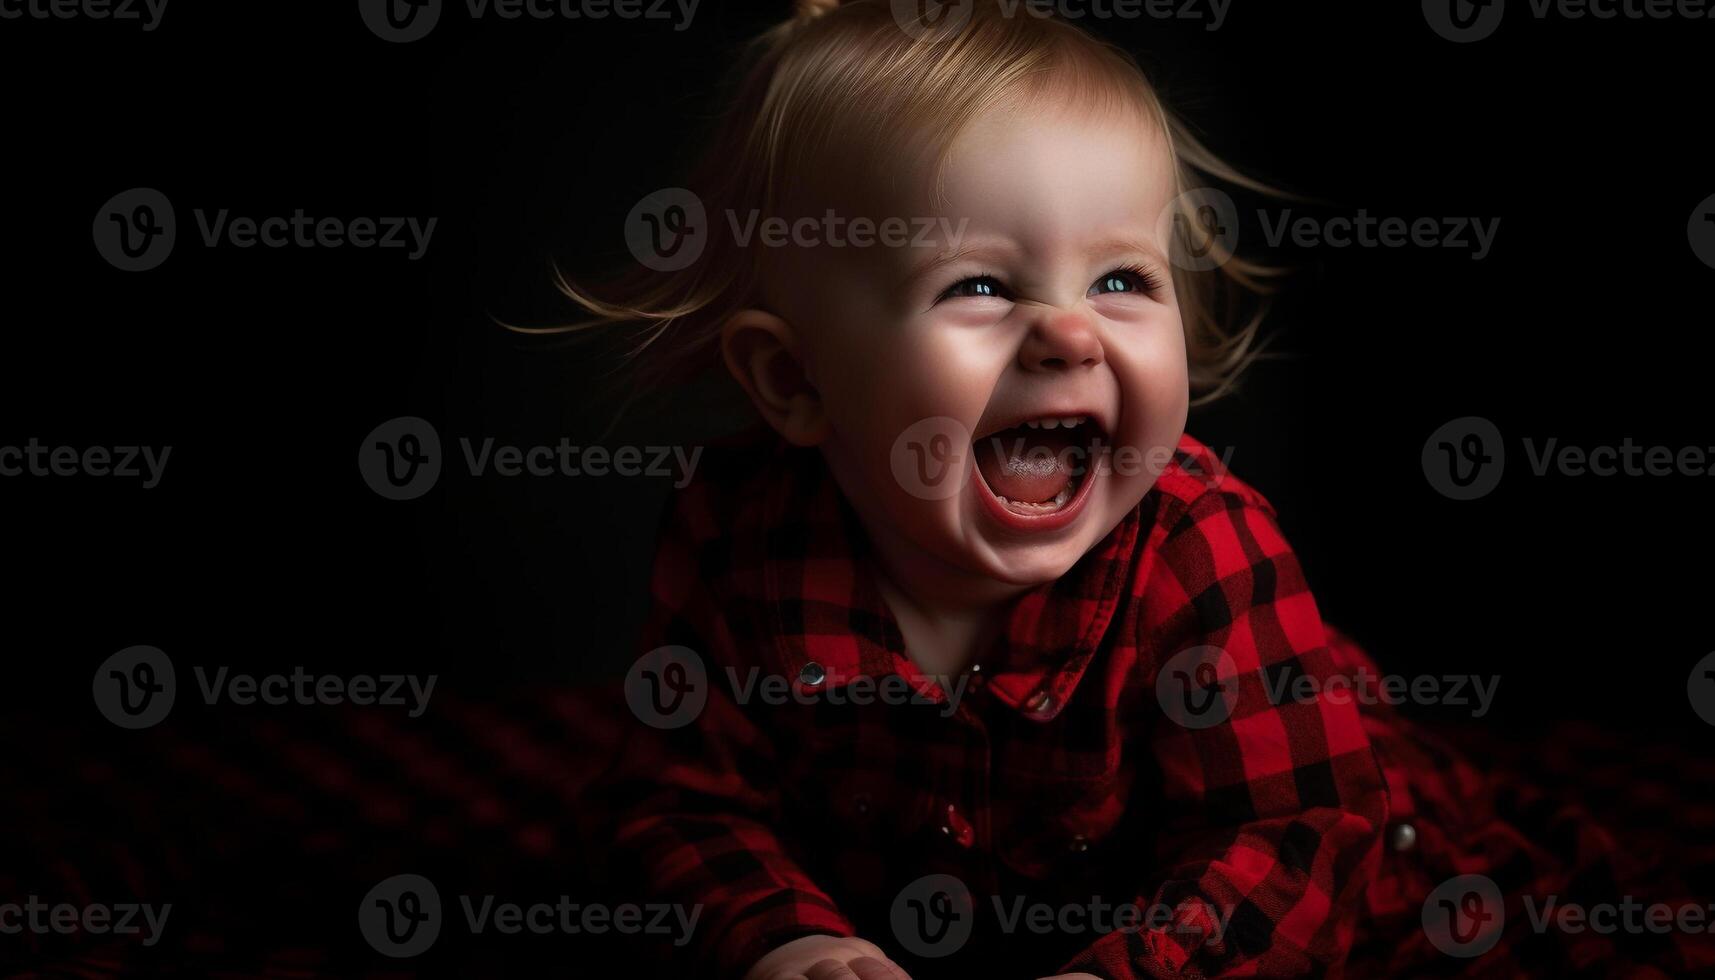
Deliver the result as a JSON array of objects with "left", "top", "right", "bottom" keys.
[{"left": 1018, "top": 306, "right": 1104, "bottom": 373}]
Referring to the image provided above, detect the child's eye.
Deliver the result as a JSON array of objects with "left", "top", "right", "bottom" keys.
[
  {"left": 939, "top": 275, "right": 1011, "bottom": 302},
  {"left": 1088, "top": 266, "right": 1164, "bottom": 296}
]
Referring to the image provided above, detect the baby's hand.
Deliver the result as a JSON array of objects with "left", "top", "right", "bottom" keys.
[{"left": 743, "top": 935, "right": 913, "bottom": 980}]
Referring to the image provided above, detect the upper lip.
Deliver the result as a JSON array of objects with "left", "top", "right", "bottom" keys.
[{"left": 971, "top": 407, "right": 1112, "bottom": 442}]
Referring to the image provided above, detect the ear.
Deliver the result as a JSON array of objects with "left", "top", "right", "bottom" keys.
[{"left": 719, "top": 308, "right": 830, "bottom": 447}]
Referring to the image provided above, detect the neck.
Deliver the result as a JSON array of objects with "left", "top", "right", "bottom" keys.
[{"left": 860, "top": 518, "right": 1032, "bottom": 678}]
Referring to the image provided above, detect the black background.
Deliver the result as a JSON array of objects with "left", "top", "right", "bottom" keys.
[{"left": 3, "top": 0, "right": 1712, "bottom": 973}]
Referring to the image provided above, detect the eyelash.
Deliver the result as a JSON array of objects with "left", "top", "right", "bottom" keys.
[{"left": 937, "top": 264, "right": 1165, "bottom": 303}]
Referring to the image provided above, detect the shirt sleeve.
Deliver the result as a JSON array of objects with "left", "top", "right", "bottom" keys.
[
  {"left": 580, "top": 496, "right": 856, "bottom": 979},
  {"left": 1060, "top": 486, "right": 1388, "bottom": 978}
]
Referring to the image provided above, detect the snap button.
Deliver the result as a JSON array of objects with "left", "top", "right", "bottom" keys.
[
  {"left": 1390, "top": 822, "right": 1418, "bottom": 853},
  {"left": 799, "top": 662, "right": 826, "bottom": 687},
  {"left": 1068, "top": 834, "right": 1090, "bottom": 854}
]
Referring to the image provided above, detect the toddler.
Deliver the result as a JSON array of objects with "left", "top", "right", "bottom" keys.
[{"left": 568, "top": 3, "right": 1701, "bottom": 977}]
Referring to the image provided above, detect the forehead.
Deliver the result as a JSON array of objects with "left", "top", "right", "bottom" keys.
[{"left": 933, "top": 101, "right": 1177, "bottom": 236}]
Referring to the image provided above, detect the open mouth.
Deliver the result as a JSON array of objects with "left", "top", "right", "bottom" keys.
[{"left": 971, "top": 414, "right": 1107, "bottom": 528}]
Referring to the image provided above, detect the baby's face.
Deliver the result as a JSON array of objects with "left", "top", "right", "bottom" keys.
[{"left": 777, "top": 99, "right": 1190, "bottom": 587}]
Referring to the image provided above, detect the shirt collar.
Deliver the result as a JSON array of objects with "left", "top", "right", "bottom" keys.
[{"left": 760, "top": 445, "right": 1143, "bottom": 720}]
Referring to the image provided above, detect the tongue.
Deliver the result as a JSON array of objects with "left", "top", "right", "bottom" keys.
[{"left": 975, "top": 425, "right": 1080, "bottom": 503}]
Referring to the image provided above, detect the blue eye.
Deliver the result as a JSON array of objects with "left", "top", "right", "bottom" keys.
[
  {"left": 1089, "top": 267, "right": 1162, "bottom": 296},
  {"left": 940, "top": 275, "right": 1009, "bottom": 301}
]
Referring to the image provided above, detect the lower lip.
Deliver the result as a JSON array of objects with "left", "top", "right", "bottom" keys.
[{"left": 970, "top": 449, "right": 1102, "bottom": 533}]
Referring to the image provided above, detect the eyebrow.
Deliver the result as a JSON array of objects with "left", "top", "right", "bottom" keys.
[{"left": 900, "top": 240, "right": 1019, "bottom": 295}]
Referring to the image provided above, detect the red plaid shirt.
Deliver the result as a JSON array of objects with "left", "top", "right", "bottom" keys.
[
  {"left": 586, "top": 431, "right": 1710, "bottom": 978},
  {"left": 591, "top": 431, "right": 1388, "bottom": 978}
]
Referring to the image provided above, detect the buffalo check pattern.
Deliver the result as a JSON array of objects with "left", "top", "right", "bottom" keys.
[
  {"left": 589, "top": 431, "right": 1393, "bottom": 978},
  {"left": 586, "top": 430, "right": 1714, "bottom": 978},
  {"left": 9, "top": 434, "right": 1707, "bottom": 976}
]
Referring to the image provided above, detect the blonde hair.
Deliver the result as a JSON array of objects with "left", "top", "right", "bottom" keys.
[{"left": 530, "top": 0, "right": 1283, "bottom": 406}]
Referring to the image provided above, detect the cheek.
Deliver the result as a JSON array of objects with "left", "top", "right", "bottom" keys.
[
  {"left": 813, "top": 312, "right": 1007, "bottom": 446},
  {"left": 1108, "top": 309, "right": 1190, "bottom": 447}
]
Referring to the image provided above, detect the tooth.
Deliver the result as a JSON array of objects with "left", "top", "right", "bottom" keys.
[
  {"left": 1061, "top": 417, "right": 1078, "bottom": 428},
  {"left": 1040, "top": 419, "right": 1060, "bottom": 430},
  {"left": 1024, "top": 420, "right": 1040, "bottom": 429}
]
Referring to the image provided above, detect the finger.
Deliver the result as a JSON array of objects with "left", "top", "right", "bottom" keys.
[
  {"left": 803, "top": 958, "right": 860, "bottom": 980},
  {"left": 848, "top": 954, "right": 912, "bottom": 980}
]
